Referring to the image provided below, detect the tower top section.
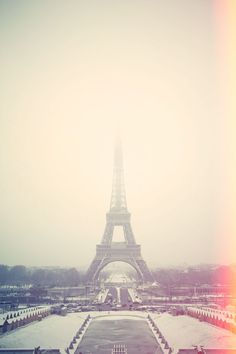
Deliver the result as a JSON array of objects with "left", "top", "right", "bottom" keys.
[{"left": 109, "top": 139, "right": 128, "bottom": 212}]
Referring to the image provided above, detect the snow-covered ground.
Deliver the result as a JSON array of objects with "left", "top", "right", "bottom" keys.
[
  {"left": 105, "top": 273, "right": 132, "bottom": 283},
  {"left": 0, "top": 313, "right": 88, "bottom": 350},
  {"left": 151, "top": 312, "right": 236, "bottom": 352},
  {"left": 96, "top": 289, "right": 109, "bottom": 303},
  {"left": 1, "top": 311, "right": 236, "bottom": 352},
  {"left": 128, "top": 288, "right": 142, "bottom": 303},
  {"left": 116, "top": 287, "right": 121, "bottom": 304}
]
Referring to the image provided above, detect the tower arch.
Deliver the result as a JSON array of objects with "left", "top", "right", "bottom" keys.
[{"left": 92, "top": 258, "right": 144, "bottom": 284}]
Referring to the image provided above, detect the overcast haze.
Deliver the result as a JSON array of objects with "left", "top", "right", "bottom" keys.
[{"left": 0, "top": 0, "right": 227, "bottom": 268}]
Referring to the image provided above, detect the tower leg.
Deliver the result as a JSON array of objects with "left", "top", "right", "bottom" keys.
[
  {"left": 86, "top": 258, "right": 103, "bottom": 284},
  {"left": 136, "top": 260, "right": 153, "bottom": 282}
]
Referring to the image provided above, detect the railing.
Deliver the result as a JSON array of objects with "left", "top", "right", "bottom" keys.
[{"left": 111, "top": 344, "right": 127, "bottom": 354}]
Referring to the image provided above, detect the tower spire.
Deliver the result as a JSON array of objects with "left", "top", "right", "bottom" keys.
[{"left": 109, "top": 138, "right": 127, "bottom": 212}]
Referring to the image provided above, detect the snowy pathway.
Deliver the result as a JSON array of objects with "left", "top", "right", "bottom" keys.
[{"left": 151, "top": 313, "right": 236, "bottom": 353}]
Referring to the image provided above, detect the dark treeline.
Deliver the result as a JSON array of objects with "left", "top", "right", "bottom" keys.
[
  {"left": 152, "top": 265, "right": 236, "bottom": 287},
  {"left": 0, "top": 265, "right": 85, "bottom": 287},
  {"left": 0, "top": 264, "right": 236, "bottom": 288}
]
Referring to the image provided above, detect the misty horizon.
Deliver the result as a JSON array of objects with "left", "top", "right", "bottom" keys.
[{"left": 0, "top": 0, "right": 231, "bottom": 269}]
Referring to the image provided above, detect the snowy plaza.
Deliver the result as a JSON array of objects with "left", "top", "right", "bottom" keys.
[{"left": 1, "top": 312, "right": 236, "bottom": 353}]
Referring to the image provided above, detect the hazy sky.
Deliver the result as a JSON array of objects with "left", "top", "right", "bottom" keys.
[{"left": 0, "top": 0, "right": 227, "bottom": 268}]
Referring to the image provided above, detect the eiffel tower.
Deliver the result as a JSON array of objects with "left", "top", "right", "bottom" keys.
[{"left": 86, "top": 140, "right": 153, "bottom": 284}]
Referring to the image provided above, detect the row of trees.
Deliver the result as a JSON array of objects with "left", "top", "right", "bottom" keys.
[
  {"left": 0, "top": 265, "right": 85, "bottom": 286},
  {"left": 1, "top": 264, "right": 235, "bottom": 287},
  {"left": 152, "top": 265, "right": 236, "bottom": 287}
]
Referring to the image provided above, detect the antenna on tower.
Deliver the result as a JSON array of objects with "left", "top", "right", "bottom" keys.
[{"left": 110, "top": 137, "right": 127, "bottom": 212}]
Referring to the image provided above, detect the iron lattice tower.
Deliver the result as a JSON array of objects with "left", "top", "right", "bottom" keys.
[{"left": 86, "top": 140, "right": 153, "bottom": 284}]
